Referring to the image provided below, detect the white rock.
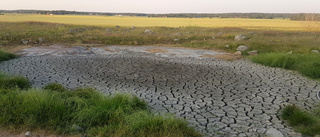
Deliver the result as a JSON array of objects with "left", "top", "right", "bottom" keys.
[
  {"left": 311, "top": 50, "right": 319, "bottom": 54},
  {"left": 234, "top": 51, "right": 242, "bottom": 55},
  {"left": 236, "top": 45, "right": 248, "bottom": 51},
  {"left": 144, "top": 29, "right": 153, "bottom": 34},
  {"left": 248, "top": 50, "right": 258, "bottom": 56},
  {"left": 25, "top": 131, "right": 32, "bottom": 137},
  {"left": 225, "top": 45, "right": 230, "bottom": 48},
  {"left": 174, "top": 39, "right": 180, "bottom": 42},
  {"left": 266, "top": 128, "right": 284, "bottom": 137},
  {"left": 234, "top": 34, "right": 247, "bottom": 41}
]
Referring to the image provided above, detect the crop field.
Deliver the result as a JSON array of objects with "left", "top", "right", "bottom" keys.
[{"left": 1, "top": 13, "right": 319, "bottom": 31}]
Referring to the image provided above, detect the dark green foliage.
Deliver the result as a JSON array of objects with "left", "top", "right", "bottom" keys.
[
  {"left": 281, "top": 105, "right": 320, "bottom": 136},
  {"left": 0, "top": 50, "right": 16, "bottom": 62}
]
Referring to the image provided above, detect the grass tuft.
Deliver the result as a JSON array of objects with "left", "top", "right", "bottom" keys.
[
  {"left": 43, "top": 83, "right": 67, "bottom": 92},
  {"left": 281, "top": 105, "right": 320, "bottom": 136},
  {"left": 0, "top": 50, "right": 16, "bottom": 62},
  {"left": 0, "top": 74, "right": 31, "bottom": 89}
]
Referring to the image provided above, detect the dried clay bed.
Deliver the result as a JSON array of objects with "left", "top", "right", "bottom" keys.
[{"left": 0, "top": 45, "right": 319, "bottom": 137}]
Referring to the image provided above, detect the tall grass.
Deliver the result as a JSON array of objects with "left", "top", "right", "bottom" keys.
[
  {"left": 0, "top": 50, "right": 16, "bottom": 62},
  {"left": 281, "top": 105, "right": 320, "bottom": 136},
  {"left": 0, "top": 83, "right": 201, "bottom": 136},
  {"left": 250, "top": 53, "right": 320, "bottom": 79}
]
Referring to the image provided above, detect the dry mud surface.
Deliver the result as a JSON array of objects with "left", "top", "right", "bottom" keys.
[{"left": 1, "top": 45, "right": 319, "bottom": 137}]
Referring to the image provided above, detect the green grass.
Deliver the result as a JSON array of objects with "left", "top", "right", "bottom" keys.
[
  {"left": 0, "top": 50, "right": 16, "bottom": 62},
  {"left": 281, "top": 105, "right": 320, "bottom": 136},
  {"left": 250, "top": 53, "right": 320, "bottom": 79},
  {"left": 0, "top": 73, "right": 31, "bottom": 89},
  {"left": 0, "top": 82, "right": 201, "bottom": 136}
]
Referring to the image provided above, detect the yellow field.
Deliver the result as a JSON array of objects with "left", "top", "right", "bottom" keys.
[{"left": 1, "top": 14, "right": 318, "bottom": 31}]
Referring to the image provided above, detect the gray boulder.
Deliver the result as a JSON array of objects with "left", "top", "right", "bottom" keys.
[
  {"left": 144, "top": 29, "right": 153, "bottom": 34},
  {"left": 234, "top": 34, "right": 247, "bottom": 41},
  {"left": 311, "top": 50, "right": 319, "bottom": 54},
  {"left": 266, "top": 128, "right": 284, "bottom": 137},
  {"left": 105, "top": 28, "right": 112, "bottom": 32},
  {"left": 236, "top": 45, "right": 248, "bottom": 51},
  {"left": 225, "top": 45, "right": 230, "bottom": 48},
  {"left": 132, "top": 26, "right": 136, "bottom": 29},
  {"left": 212, "top": 36, "right": 216, "bottom": 40},
  {"left": 174, "top": 39, "right": 180, "bottom": 42},
  {"left": 22, "top": 40, "right": 29, "bottom": 45}
]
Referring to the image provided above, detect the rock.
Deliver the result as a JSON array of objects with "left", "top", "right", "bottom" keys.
[
  {"left": 115, "top": 25, "right": 120, "bottom": 28},
  {"left": 173, "top": 33, "right": 182, "bottom": 36},
  {"left": 174, "top": 39, "right": 180, "bottom": 42},
  {"left": 105, "top": 28, "right": 112, "bottom": 32},
  {"left": 248, "top": 50, "right": 258, "bottom": 56},
  {"left": 22, "top": 40, "right": 29, "bottom": 45},
  {"left": 212, "top": 36, "right": 215, "bottom": 40},
  {"left": 287, "top": 51, "right": 292, "bottom": 54},
  {"left": 25, "top": 131, "right": 32, "bottom": 137},
  {"left": 144, "top": 29, "right": 153, "bottom": 34},
  {"left": 311, "top": 50, "right": 319, "bottom": 54},
  {"left": 131, "top": 26, "right": 136, "bottom": 29},
  {"left": 234, "top": 34, "right": 247, "bottom": 41},
  {"left": 71, "top": 124, "right": 84, "bottom": 131},
  {"left": 248, "top": 31, "right": 257, "bottom": 35},
  {"left": 225, "top": 45, "right": 230, "bottom": 48},
  {"left": 234, "top": 51, "right": 242, "bottom": 55},
  {"left": 236, "top": 45, "right": 248, "bottom": 51},
  {"left": 266, "top": 128, "right": 284, "bottom": 137},
  {"left": 216, "top": 32, "right": 223, "bottom": 35},
  {"left": 38, "top": 38, "right": 44, "bottom": 43}
]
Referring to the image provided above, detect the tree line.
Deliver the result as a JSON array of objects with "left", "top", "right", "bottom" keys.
[{"left": 0, "top": 10, "right": 319, "bottom": 21}]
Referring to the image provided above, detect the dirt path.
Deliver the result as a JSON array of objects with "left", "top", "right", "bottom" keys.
[{"left": 1, "top": 45, "right": 319, "bottom": 137}]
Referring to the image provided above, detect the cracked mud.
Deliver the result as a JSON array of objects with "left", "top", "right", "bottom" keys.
[{"left": 0, "top": 45, "right": 319, "bottom": 137}]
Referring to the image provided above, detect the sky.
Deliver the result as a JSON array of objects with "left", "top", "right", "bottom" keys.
[{"left": 1, "top": 0, "right": 320, "bottom": 13}]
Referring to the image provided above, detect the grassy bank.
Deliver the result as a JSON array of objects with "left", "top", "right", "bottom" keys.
[
  {"left": 281, "top": 105, "right": 320, "bottom": 136},
  {"left": 250, "top": 53, "right": 320, "bottom": 79}
]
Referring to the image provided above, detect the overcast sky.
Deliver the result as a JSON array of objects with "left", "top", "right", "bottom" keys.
[{"left": 1, "top": 0, "right": 320, "bottom": 13}]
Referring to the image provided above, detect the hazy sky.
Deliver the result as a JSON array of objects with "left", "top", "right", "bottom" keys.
[{"left": 1, "top": 0, "right": 320, "bottom": 13}]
